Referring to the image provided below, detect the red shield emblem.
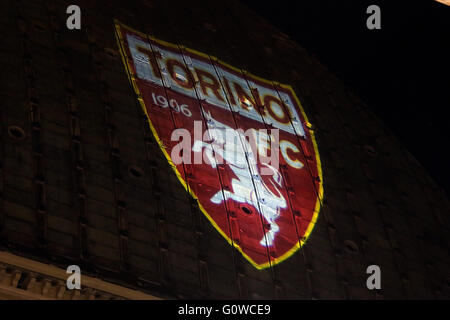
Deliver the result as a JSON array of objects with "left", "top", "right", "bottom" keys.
[{"left": 115, "top": 21, "right": 323, "bottom": 269}]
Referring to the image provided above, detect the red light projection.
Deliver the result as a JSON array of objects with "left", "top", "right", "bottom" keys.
[{"left": 115, "top": 21, "right": 323, "bottom": 269}]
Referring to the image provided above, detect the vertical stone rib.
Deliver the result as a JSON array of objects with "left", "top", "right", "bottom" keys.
[
  {"left": 16, "top": 2, "right": 48, "bottom": 250},
  {"left": 86, "top": 24, "right": 130, "bottom": 272},
  {"left": 45, "top": 1, "right": 89, "bottom": 262}
]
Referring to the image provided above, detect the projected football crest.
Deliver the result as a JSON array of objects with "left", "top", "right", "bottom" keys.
[{"left": 115, "top": 21, "right": 323, "bottom": 269}]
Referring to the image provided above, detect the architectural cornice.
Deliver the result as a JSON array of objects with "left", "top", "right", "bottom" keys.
[{"left": 0, "top": 251, "right": 161, "bottom": 300}]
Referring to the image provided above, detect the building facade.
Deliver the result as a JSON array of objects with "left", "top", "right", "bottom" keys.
[{"left": 0, "top": 0, "right": 449, "bottom": 299}]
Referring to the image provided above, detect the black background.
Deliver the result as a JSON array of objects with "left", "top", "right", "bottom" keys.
[
  {"left": 239, "top": 0, "right": 450, "bottom": 195},
  {"left": 0, "top": 299, "right": 446, "bottom": 318}
]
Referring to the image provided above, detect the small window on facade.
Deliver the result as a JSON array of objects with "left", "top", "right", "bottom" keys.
[
  {"left": 33, "top": 21, "right": 47, "bottom": 32},
  {"left": 104, "top": 47, "right": 119, "bottom": 59},
  {"left": 8, "top": 125, "right": 26, "bottom": 141},
  {"left": 344, "top": 240, "right": 359, "bottom": 254},
  {"left": 364, "top": 144, "right": 378, "bottom": 157},
  {"left": 128, "top": 165, "right": 144, "bottom": 179}
]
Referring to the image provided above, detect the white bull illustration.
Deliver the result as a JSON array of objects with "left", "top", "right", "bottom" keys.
[{"left": 192, "top": 110, "right": 287, "bottom": 246}]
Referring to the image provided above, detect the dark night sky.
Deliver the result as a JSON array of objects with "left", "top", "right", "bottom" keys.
[{"left": 239, "top": 0, "right": 450, "bottom": 195}]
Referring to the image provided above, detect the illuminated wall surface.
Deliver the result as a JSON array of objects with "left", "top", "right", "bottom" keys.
[
  {"left": 0, "top": 0, "right": 449, "bottom": 299},
  {"left": 115, "top": 21, "right": 323, "bottom": 270}
]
